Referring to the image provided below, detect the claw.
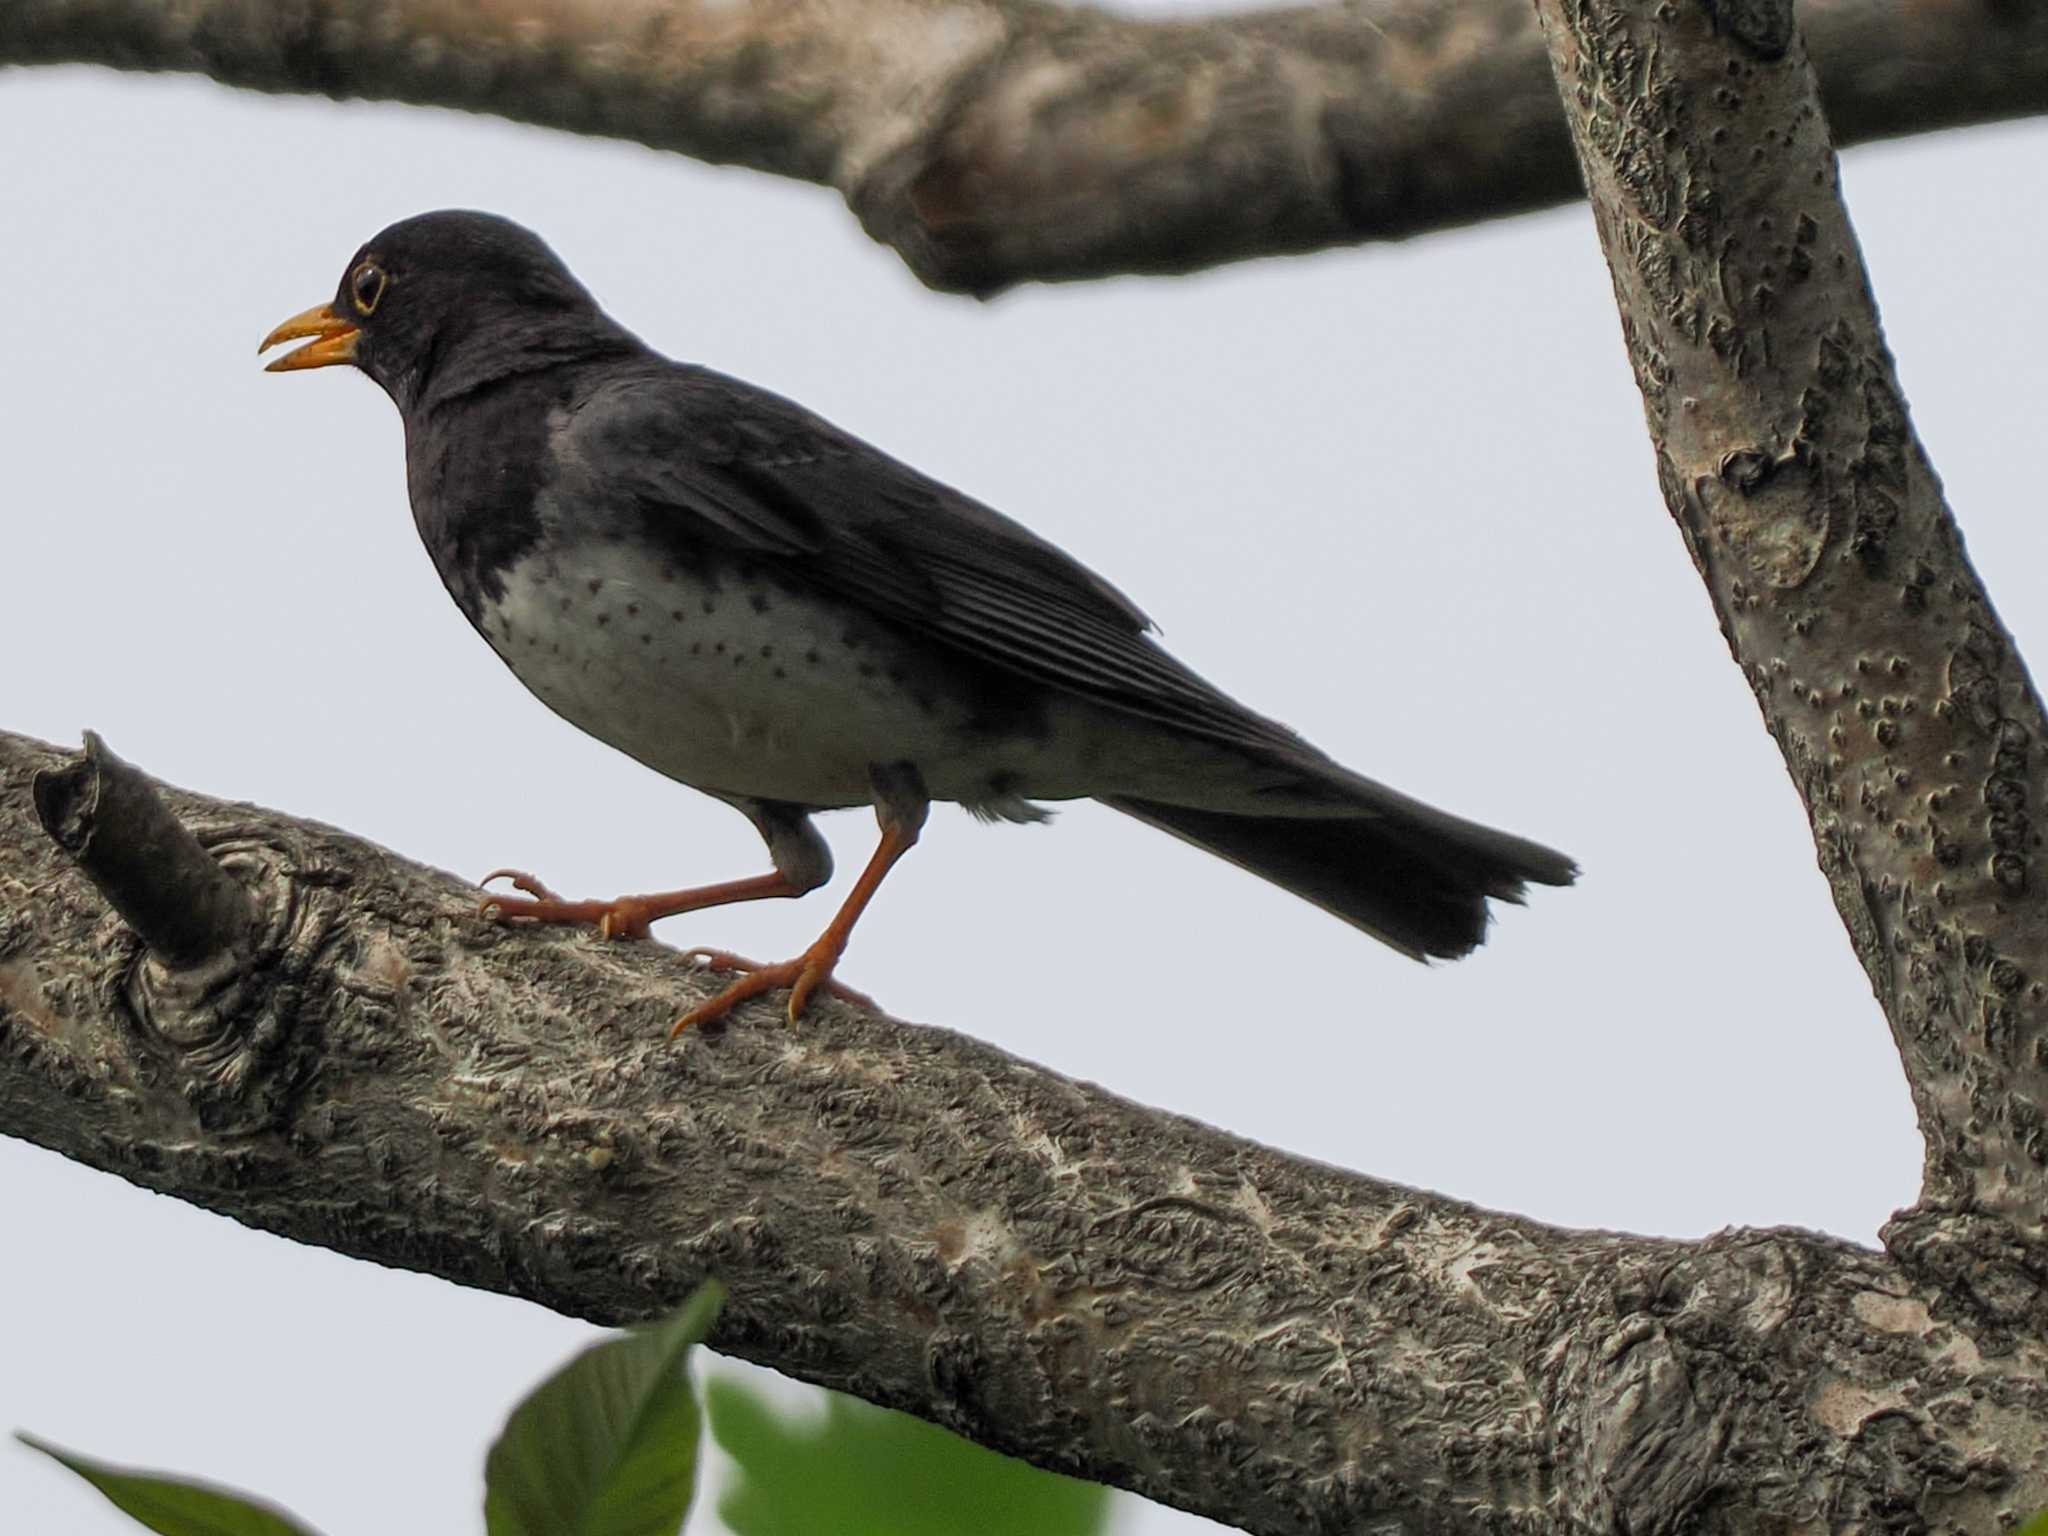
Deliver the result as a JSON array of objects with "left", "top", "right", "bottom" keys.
[
  {"left": 481, "top": 868, "right": 561, "bottom": 902},
  {"left": 787, "top": 963, "right": 828, "bottom": 1022},
  {"left": 478, "top": 867, "right": 566, "bottom": 921}
]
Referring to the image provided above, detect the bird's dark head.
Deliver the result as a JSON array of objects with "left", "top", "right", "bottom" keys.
[{"left": 259, "top": 210, "right": 622, "bottom": 409}]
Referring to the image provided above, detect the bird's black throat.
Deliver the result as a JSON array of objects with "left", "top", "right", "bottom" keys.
[
  {"left": 403, "top": 371, "right": 563, "bottom": 626},
  {"left": 398, "top": 316, "right": 645, "bottom": 626}
]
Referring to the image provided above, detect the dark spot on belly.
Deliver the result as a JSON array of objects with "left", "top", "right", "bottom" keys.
[
  {"left": 702, "top": 599, "right": 716, "bottom": 615},
  {"left": 671, "top": 609, "right": 685, "bottom": 621},
  {"left": 587, "top": 579, "right": 602, "bottom": 595},
  {"left": 858, "top": 662, "right": 876, "bottom": 679},
  {"left": 773, "top": 666, "right": 788, "bottom": 680},
  {"left": 806, "top": 649, "right": 821, "bottom": 666},
  {"left": 641, "top": 633, "right": 652, "bottom": 645},
  {"left": 759, "top": 644, "right": 774, "bottom": 659},
  {"left": 558, "top": 597, "right": 571, "bottom": 612},
  {"left": 915, "top": 691, "right": 937, "bottom": 713},
  {"left": 841, "top": 629, "right": 863, "bottom": 649},
  {"left": 597, "top": 613, "right": 611, "bottom": 627},
  {"left": 887, "top": 666, "right": 904, "bottom": 684},
  {"left": 691, "top": 642, "right": 702, "bottom": 656},
  {"left": 714, "top": 641, "right": 726, "bottom": 654},
  {"left": 627, "top": 603, "right": 640, "bottom": 617},
  {"left": 662, "top": 567, "right": 676, "bottom": 582},
  {"left": 749, "top": 593, "right": 771, "bottom": 614},
  {"left": 733, "top": 653, "right": 747, "bottom": 667}
]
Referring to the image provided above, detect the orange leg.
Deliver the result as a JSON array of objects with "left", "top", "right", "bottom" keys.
[
  {"left": 672, "top": 801, "right": 924, "bottom": 1035},
  {"left": 480, "top": 868, "right": 800, "bottom": 940}
]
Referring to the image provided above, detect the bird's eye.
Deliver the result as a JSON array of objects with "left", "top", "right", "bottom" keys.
[{"left": 349, "top": 262, "right": 387, "bottom": 315}]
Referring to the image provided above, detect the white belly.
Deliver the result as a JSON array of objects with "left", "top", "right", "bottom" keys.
[
  {"left": 469, "top": 535, "right": 1276, "bottom": 815},
  {"left": 474, "top": 540, "right": 1029, "bottom": 807}
]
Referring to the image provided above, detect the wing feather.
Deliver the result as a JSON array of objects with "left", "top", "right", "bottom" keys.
[{"left": 557, "top": 364, "right": 1310, "bottom": 758}]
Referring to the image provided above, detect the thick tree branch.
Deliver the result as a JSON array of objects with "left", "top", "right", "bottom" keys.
[
  {"left": 1530, "top": 0, "right": 2048, "bottom": 1265},
  {"left": 3, "top": 727, "right": 2046, "bottom": 1533},
  {"left": 1, "top": 0, "right": 2044, "bottom": 293}
]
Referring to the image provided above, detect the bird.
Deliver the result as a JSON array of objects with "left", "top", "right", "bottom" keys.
[{"left": 260, "top": 210, "right": 1575, "bottom": 1033}]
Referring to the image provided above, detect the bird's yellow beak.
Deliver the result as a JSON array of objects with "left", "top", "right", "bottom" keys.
[{"left": 259, "top": 303, "right": 360, "bottom": 372}]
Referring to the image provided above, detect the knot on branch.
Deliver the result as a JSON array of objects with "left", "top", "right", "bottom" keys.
[
  {"left": 1555, "top": 1234, "right": 1809, "bottom": 1533},
  {"left": 1697, "top": 0, "right": 1793, "bottom": 61},
  {"left": 1568, "top": 1316, "right": 1727, "bottom": 1535},
  {"left": 33, "top": 733, "right": 345, "bottom": 1132},
  {"left": 123, "top": 829, "right": 343, "bottom": 1133},
  {"left": 1694, "top": 446, "right": 1828, "bottom": 590}
]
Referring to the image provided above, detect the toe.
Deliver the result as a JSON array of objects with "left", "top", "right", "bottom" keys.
[
  {"left": 481, "top": 868, "right": 559, "bottom": 901},
  {"left": 680, "top": 947, "right": 761, "bottom": 975},
  {"left": 787, "top": 967, "right": 822, "bottom": 1023},
  {"left": 478, "top": 890, "right": 539, "bottom": 923},
  {"left": 672, "top": 968, "right": 779, "bottom": 1036}
]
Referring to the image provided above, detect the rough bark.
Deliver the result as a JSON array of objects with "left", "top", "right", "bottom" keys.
[
  {"left": 1, "top": 726, "right": 2044, "bottom": 1534},
  {"left": 8, "top": 1, "right": 2048, "bottom": 1531},
  {"left": 0, "top": 0, "right": 2043, "bottom": 293},
  {"left": 1530, "top": 0, "right": 2048, "bottom": 1278}
]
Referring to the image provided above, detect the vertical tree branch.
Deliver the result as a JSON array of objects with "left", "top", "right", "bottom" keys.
[{"left": 1529, "top": 0, "right": 2048, "bottom": 1260}]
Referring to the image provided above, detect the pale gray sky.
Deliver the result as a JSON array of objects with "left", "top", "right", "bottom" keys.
[{"left": 2, "top": 44, "right": 2043, "bottom": 1536}]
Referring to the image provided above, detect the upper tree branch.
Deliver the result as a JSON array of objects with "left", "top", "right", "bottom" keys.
[
  {"left": 3, "top": 727, "right": 2045, "bottom": 1533},
  {"left": 1, "top": 0, "right": 2044, "bottom": 293},
  {"left": 1530, "top": 0, "right": 2048, "bottom": 1264}
]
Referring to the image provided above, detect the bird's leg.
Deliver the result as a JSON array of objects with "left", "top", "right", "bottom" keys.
[
  {"left": 672, "top": 763, "right": 929, "bottom": 1034},
  {"left": 480, "top": 803, "right": 833, "bottom": 940},
  {"left": 480, "top": 870, "right": 804, "bottom": 940}
]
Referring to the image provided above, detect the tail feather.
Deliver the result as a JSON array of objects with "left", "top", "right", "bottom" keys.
[{"left": 1103, "top": 789, "right": 1576, "bottom": 960}]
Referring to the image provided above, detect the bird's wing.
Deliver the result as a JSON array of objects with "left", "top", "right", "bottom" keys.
[{"left": 556, "top": 364, "right": 1315, "bottom": 758}]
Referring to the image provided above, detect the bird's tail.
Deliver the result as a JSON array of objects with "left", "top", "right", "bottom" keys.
[{"left": 1102, "top": 784, "right": 1576, "bottom": 960}]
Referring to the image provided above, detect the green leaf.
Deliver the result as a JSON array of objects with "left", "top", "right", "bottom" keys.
[
  {"left": 708, "top": 1376, "right": 1113, "bottom": 1536},
  {"left": 484, "top": 1280, "right": 724, "bottom": 1536},
  {"left": 15, "top": 1433, "right": 324, "bottom": 1536},
  {"left": 2014, "top": 1510, "right": 2048, "bottom": 1536}
]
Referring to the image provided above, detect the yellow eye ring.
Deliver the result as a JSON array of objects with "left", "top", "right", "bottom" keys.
[{"left": 349, "top": 262, "right": 387, "bottom": 315}]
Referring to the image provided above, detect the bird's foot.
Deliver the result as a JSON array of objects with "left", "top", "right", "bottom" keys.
[
  {"left": 672, "top": 946, "right": 877, "bottom": 1034},
  {"left": 477, "top": 869, "right": 656, "bottom": 940}
]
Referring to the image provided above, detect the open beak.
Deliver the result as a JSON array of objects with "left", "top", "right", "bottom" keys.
[{"left": 259, "top": 303, "right": 360, "bottom": 372}]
